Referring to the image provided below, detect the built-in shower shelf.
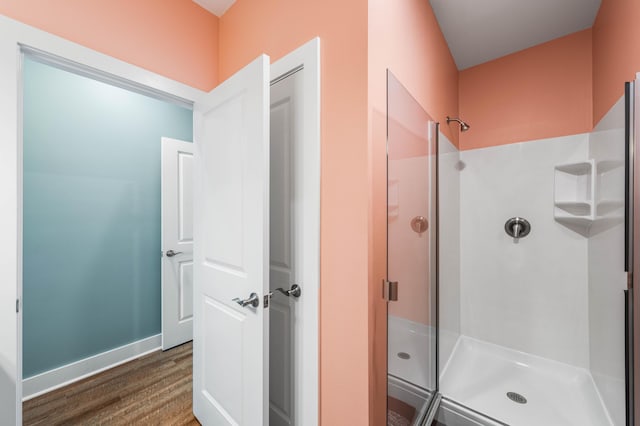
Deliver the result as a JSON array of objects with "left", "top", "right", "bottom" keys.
[
  {"left": 554, "top": 160, "right": 595, "bottom": 235},
  {"left": 596, "top": 200, "right": 624, "bottom": 216},
  {"left": 597, "top": 159, "right": 624, "bottom": 173},
  {"left": 554, "top": 159, "right": 624, "bottom": 236},
  {"left": 554, "top": 201, "right": 591, "bottom": 216},
  {"left": 555, "top": 161, "right": 593, "bottom": 175}
]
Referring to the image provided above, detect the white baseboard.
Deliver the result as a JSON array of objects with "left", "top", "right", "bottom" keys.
[{"left": 22, "top": 334, "right": 162, "bottom": 401}]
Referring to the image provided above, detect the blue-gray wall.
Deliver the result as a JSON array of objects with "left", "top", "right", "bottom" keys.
[{"left": 22, "top": 57, "right": 193, "bottom": 378}]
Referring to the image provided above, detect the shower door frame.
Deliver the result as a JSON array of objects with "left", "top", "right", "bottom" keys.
[{"left": 628, "top": 75, "right": 640, "bottom": 426}]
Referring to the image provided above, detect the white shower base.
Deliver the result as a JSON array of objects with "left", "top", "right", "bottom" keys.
[
  {"left": 388, "top": 317, "right": 614, "bottom": 425},
  {"left": 388, "top": 316, "right": 435, "bottom": 390},
  {"left": 440, "top": 336, "right": 613, "bottom": 426}
]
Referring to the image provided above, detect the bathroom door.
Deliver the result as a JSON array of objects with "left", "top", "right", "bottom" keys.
[
  {"left": 192, "top": 54, "right": 270, "bottom": 426},
  {"left": 386, "top": 71, "right": 440, "bottom": 424}
]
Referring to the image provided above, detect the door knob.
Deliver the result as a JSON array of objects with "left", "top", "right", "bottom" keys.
[
  {"left": 166, "top": 250, "right": 183, "bottom": 257},
  {"left": 233, "top": 293, "right": 260, "bottom": 308}
]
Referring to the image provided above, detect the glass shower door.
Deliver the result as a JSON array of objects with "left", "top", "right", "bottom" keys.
[{"left": 386, "top": 71, "right": 440, "bottom": 425}]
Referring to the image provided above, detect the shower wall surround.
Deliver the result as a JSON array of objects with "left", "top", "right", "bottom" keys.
[
  {"left": 587, "top": 96, "right": 626, "bottom": 426},
  {"left": 450, "top": 97, "right": 626, "bottom": 425},
  {"left": 438, "top": 133, "right": 461, "bottom": 373},
  {"left": 459, "top": 134, "right": 591, "bottom": 367}
]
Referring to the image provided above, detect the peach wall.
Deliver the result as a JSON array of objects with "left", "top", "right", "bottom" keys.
[
  {"left": 592, "top": 0, "right": 640, "bottom": 125},
  {"left": 218, "top": 1, "right": 370, "bottom": 425},
  {"left": 368, "top": 1, "right": 458, "bottom": 424},
  {"left": 0, "top": 0, "right": 219, "bottom": 91},
  {"left": 368, "top": 0, "right": 459, "bottom": 146},
  {"left": 459, "top": 29, "right": 593, "bottom": 151}
]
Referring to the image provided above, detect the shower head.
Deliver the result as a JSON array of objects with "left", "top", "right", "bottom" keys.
[{"left": 446, "top": 116, "right": 471, "bottom": 132}]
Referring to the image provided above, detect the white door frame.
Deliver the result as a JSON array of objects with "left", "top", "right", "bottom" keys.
[{"left": 0, "top": 15, "right": 320, "bottom": 426}]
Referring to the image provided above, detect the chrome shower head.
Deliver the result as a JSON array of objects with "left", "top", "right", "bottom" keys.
[{"left": 446, "top": 116, "right": 471, "bottom": 132}]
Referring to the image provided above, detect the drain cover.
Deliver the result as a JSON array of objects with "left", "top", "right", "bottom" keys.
[
  {"left": 397, "top": 352, "right": 411, "bottom": 360},
  {"left": 506, "top": 392, "right": 527, "bottom": 404}
]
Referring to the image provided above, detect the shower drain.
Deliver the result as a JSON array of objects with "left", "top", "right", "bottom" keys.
[
  {"left": 506, "top": 392, "right": 527, "bottom": 404},
  {"left": 397, "top": 352, "right": 411, "bottom": 360}
]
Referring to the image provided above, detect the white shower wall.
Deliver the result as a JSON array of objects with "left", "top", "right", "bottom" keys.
[
  {"left": 459, "top": 134, "right": 591, "bottom": 367},
  {"left": 438, "top": 132, "right": 461, "bottom": 374},
  {"left": 588, "top": 96, "right": 627, "bottom": 426}
]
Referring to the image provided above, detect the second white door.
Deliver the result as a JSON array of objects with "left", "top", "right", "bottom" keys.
[
  {"left": 161, "top": 137, "right": 194, "bottom": 350},
  {"left": 269, "top": 68, "right": 303, "bottom": 426}
]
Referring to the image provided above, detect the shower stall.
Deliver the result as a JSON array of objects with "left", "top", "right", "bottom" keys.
[{"left": 385, "top": 71, "right": 637, "bottom": 425}]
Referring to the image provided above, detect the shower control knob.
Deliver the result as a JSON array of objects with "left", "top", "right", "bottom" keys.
[
  {"left": 411, "top": 216, "right": 428, "bottom": 235},
  {"left": 505, "top": 217, "right": 531, "bottom": 239}
]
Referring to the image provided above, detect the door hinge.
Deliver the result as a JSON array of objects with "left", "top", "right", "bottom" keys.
[
  {"left": 629, "top": 272, "right": 634, "bottom": 290},
  {"left": 16, "top": 299, "right": 19, "bottom": 313},
  {"left": 383, "top": 280, "right": 398, "bottom": 302}
]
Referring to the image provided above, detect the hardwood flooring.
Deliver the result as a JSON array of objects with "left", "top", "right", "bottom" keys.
[{"left": 23, "top": 342, "right": 199, "bottom": 426}]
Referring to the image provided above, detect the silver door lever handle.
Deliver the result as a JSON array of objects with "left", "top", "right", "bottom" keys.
[
  {"left": 166, "top": 250, "right": 183, "bottom": 257},
  {"left": 233, "top": 293, "right": 260, "bottom": 308},
  {"left": 270, "top": 284, "right": 301, "bottom": 298}
]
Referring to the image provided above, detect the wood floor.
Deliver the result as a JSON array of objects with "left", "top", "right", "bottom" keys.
[{"left": 23, "top": 342, "right": 199, "bottom": 426}]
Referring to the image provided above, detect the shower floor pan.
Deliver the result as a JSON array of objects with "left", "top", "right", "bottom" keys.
[{"left": 440, "top": 337, "right": 613, "bottom": 426}]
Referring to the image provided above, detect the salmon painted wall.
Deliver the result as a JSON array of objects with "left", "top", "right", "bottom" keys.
[
  {"left": 217, "top": 1, "right": 370, "bottom": 424},
  {"left": 368, "top": 0, "right": 458, "bottom": 146},
  {"left": 459, "top": 29, "right": 593, "bottom": 151},
  {"left": 368, "top": 0, "right": 458, "bottom": 424},
  {"left": 592, "top": 0, "right": 640, "bottom": 125},
  {"left": 0, "top": 0, "right": 219, "bottom": 91}
]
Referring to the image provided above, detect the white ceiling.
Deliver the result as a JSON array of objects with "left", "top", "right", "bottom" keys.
[
  {"left": 430, "top": 0, "right": 601, "bottom": 70},
  {"left": 193, "top": 0, "right": 236, "bottom": 17}
]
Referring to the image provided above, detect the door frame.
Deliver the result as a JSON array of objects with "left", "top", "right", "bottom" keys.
[{"left": 0, "top": 15, "right": 320, "bottom": 425}]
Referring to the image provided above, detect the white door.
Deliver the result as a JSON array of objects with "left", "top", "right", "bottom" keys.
[
  {"left": 193, "top": 54, "right": 270, "bottom": 426},
  {"left": 161, "top": 137, "right": 194, "bottom": 350},
  {"left": 269, "top": 69, "right": 303, "bottom": 426}
]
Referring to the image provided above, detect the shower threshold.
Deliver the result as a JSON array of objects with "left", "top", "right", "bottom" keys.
[{"left": 439, "top": 336, "right": 613, "bottom": 426}]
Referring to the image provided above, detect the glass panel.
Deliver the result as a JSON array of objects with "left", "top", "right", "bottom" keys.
[{"left": 387, "top": 71, "right": 438, "bottom": 425}]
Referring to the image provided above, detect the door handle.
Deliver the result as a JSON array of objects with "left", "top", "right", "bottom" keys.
[
  {"left": 270, "top": 284, "right": 301, "bottom": 298},
  {"left": 165, "top": 250, "right": 183, "bottom": 257},
  {"left": 233, "top": 293, "right": 260, "bottom": 308}
]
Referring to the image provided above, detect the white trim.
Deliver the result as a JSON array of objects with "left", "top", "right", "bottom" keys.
[
  {"left": 0, "top": 15, "right": 206, "bottom": 425},
  {"left": 21, "top": 45, "right": 194, "bottom": 109},
  {"left": 270, "top": 37, "right": 321, "bottom": 426},
  {"left": 22, "top": 334, "right": 161, "bottom": 401}
]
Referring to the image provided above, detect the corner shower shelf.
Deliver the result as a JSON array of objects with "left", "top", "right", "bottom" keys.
[{"left": 554, "top": 159, "right": 624, "bottom": 236}]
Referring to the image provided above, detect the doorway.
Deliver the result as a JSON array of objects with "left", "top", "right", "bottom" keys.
[{"left": 3, "top": 17, "right": 320, "bottom": 425}]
